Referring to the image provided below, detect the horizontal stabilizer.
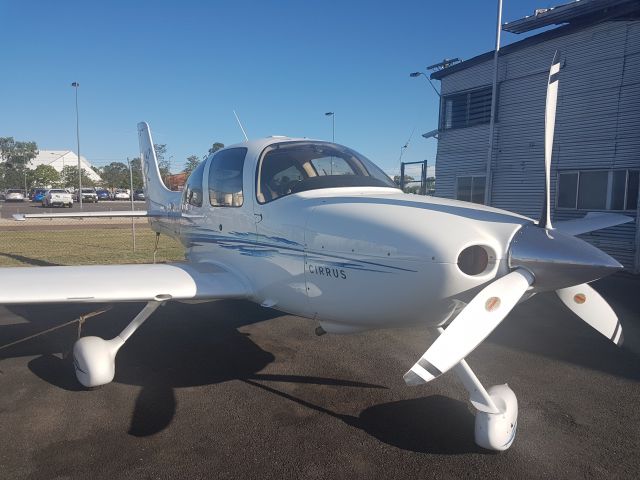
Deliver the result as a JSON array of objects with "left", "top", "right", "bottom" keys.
[
  {"left": 13, "top": 211, "right": 148, "bottom": 221},
  {"left": 554, "top": 212, "right": 633, "bottom": 236}
]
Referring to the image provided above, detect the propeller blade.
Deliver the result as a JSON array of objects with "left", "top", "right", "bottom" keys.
[
  {"left": 540, "top": 51, "right": 561, "bottom": 230},
  {"left": 556, "top": 283, "right": 623, "bottom": 345},
  {"left": 553, "top": 212, "right": 633, "bottom": 236},
  {"left": 404, "top": 269, "right": 534, "bottom": 385}
]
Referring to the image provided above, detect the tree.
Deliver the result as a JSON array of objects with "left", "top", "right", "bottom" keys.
[
  {"left": 60, "top": 165, "right": 95, "bottom": 188},
  {"left": 0, "top": 137, "right": 38, "bottom": 189},
  {"left": 393, "top": 174, "right": 414, "bottom": 187},
  {"left": 154, "top": 143, "right": 171, "bottom": 184},
  {"left": 426, "top": 176, "right": 436, "bottom": 195},
  {"left": 27, "top": 164, "right": 60, "bottom": 187},
  {"left": 207, "top": 142, "right": 224, "bottom": 157},
  {"left": 184, "top": 155, "right": 200, "bottom": 176},
  {"left": 0, "top": 137, "right": 38, "bottom": 168},
  {"left": 129, "top": 158, "right": 144, "bottom": 190},
  {"left": 99, "top": 162, "right": 129, "bottom": 189}
]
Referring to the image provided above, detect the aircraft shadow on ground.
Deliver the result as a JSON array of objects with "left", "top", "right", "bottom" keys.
[
  {"left": 243, "top": 379, "right": 480, "bottom": 455},
  {"left": 2, "top": 300, "right": 386, "bottom": 439},
  {"left": 0, "top": 253, "right": 60, "bottom": 267}
]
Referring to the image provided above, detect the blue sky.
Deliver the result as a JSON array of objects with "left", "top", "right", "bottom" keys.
[{"left": 0, "top": 0, "right": 554, "bottom": 176}]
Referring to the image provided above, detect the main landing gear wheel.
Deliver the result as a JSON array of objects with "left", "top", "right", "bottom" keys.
[{"left": 73, "top": 300, "right": 165, "bottom": 387}]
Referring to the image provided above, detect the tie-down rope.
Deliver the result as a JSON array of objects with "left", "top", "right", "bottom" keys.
[{"left": 0, "top": 307, "right": 111, "bottom": 353}]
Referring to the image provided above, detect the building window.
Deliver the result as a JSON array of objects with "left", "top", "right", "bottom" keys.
[
  {"left": 557, "top": 170, "right": 639, "bottom": 211},
  {"left": 441, "top": 86, "right": 492, "bottom": 130},
  {"left": 208, "top": 148, "right": 247, "bottom": 207},
  {"left": 456, "top": 176, "right": 486, "bottom": 204}
]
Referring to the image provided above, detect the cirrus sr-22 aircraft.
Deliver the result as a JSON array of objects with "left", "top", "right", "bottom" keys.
[{"left": 2, "top": 54, "right": 632, "bottom": 451}]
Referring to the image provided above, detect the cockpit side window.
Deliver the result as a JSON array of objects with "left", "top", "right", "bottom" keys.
[
  {"left": 256, "top": 141, "right": 396, "bottom": 204},
  {"left": 208, "top": 147, "right": 247, "bottom": 207},
  {"left": 183, "top": 160, "right": 206, "bottom": 207}
]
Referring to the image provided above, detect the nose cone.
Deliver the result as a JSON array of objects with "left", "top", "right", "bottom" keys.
[{"left": 509, "top": 224, "right": 622, "bottom": 291}]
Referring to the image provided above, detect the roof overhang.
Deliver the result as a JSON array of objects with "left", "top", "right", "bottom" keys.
[
  {"left": 430, "top": 0, "right": 640, "bottom": 81},
  {"left": 503, "top": 0, "right": 637, "bottom": 34}
]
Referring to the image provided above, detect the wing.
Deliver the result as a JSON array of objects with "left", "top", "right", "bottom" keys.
[{"left": 0, "top": 262, "right": 248, "bottom": 304}]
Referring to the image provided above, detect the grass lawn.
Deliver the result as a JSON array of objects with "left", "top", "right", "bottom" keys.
[{"left": 0, "top": 226, "right": 185, "bottom": 267}]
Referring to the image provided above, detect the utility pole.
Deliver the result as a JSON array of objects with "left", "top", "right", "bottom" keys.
[
  {"left": 127, "top": 157, "right": 136, "bottom": 251},
  {"left": 485, "top": 0, "right": 503, "bottom": 205},
  {"left": 71, "top": 82, "right": 83, "bottom": 209}
]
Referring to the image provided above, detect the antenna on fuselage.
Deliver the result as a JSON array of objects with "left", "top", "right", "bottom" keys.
[{"left": 233, "top": 110, "right": 249, "bottom": 141}]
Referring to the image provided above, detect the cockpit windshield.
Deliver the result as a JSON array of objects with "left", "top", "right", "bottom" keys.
[{"left": 256, "top": 141, "right": 396, "bottom": 203}]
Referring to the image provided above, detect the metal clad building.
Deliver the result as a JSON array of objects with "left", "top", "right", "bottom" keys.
[{"left": 431, "top": 1, "right": 640, "bottom": 273}]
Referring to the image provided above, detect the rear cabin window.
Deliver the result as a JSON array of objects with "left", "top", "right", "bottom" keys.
[
  {"left": 256, "top": 141, "right": 395, "bottom": 204},
  {"left": 184, "top": 160, "right": 206, "bottom": 207},
  {"left": 209, "top": 148, "right": 247, "bottom": 207}
]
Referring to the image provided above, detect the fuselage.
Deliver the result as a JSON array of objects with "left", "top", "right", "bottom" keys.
[{"left": 148, "top": 137, "right": 533, "bottom": 332}]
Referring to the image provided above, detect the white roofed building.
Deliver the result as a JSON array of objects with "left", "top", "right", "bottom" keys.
[{"left": 29, "top": 150, "right": 102, "bottom": 182}]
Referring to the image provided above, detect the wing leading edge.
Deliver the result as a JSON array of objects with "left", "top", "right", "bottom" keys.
[{"left": 0, "top": 262, "right": 248, "bottom": 304}]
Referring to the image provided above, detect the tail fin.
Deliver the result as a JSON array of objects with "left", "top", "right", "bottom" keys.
[{"left": 137, "top": 122, "right": 181, "bottom": 212}]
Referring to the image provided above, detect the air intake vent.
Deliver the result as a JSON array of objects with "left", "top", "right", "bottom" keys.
[{"left": 457, "top": 245, "right": 494, "bottom": 276}]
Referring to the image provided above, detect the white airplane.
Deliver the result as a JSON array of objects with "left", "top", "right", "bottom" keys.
[{"left": 1, "top": 53, "right": 632, "bottom": 451}]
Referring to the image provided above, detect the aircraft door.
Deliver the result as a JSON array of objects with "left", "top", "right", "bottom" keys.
[
  {"left": 252, "top": 145, "right": 311, "bottom": 315},
  {"left": 191, "top": 148, "right": 255, "bottom": 263}
]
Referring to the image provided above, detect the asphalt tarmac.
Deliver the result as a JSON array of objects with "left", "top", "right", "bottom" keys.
[{"left": 1, "top": 275, "right": 639, "bottom": 479}]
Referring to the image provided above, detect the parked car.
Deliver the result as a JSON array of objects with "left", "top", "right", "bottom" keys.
[
  {"left": 113, "top": 189, "right": 130, "bottom": 200},
  {"left": 133, "top": 189, "right": 145, "bottom": 201},
  {"left": 5, "top": 189, "right": 26, "bottom": 202},
  {"left": 96, "top": 189, "right": 111, "bottom": 201},
  {"left": 76, "top": 187, "right": 99, "bottom": 203},
  {"left": 31, "top": 188, "right": 47, "bottom": 202},
  {"left": 43, "top": 189, "right": 74, "bottom": 208}
]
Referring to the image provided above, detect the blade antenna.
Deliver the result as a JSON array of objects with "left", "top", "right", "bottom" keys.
[
  {"left": 233, "top": 110, "right": 249, "bottom": 141},
  {"left": 540, "top": 51, "right": 560, "bottom": 230}
]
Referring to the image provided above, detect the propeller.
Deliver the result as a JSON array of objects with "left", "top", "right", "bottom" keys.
[
  {"left": 405, "top": 51, "right": 624, "bottom": 386},
  {"left": 539, "top": 51, "right": 560, "bottom": 230},
  {"left": 556, "top": 283, "right": 623, "bottom": 345},
  {"left": 404, "top": 269, "right": 534, "bottom": 384}
]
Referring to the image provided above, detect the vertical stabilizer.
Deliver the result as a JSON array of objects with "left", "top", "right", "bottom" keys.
[{"left": 137, "top": 122, "right": 181, "bottom": 212}]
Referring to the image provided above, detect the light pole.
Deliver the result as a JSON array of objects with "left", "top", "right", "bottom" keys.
[
  {"left": 71, "top": 81, "right": 82, "bottom": 208},
  {"left": 409, "top": 72, "right": 441, "bottom": 97},
  {"left": 325, "top": 112, "right": 335, "bottom": 142}
]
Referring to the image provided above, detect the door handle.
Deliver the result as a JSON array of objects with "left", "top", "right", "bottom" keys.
[{"left": 254, "top": 213, "right": 263, "bottom": 223}]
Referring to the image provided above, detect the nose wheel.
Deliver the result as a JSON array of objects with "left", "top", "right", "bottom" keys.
[{"left": 405, "top": 327, "right": 519, "bottom": 451}]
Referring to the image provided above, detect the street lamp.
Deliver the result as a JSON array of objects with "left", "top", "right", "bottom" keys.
[
  {"left": 71, "top": 81, "right": 82, "bottom": 208},
  {"left": 324, "top": 112, "right": 335, "bottom": 142},
  {"left": 409, "top": 71, "right": 441, "bottom": 98}
]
